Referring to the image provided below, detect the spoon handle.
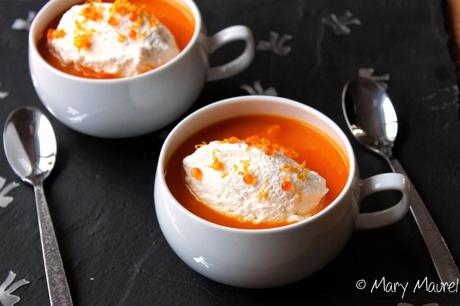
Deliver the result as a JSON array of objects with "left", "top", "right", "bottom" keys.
[
  {"left": 34, "top": 184, "right": 73, "bottom": 306},
  {"left": 389, "top": 158, "right": 460, "bottom": 283}
]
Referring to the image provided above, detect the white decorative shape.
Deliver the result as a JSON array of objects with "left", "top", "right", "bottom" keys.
[
  {"left": 322, "top": 11, "right": 361, "bottom": 35},
  {"left": 240, "top": 80, "right": 278, "bottom": 96},
  {"left": 0, "top": 271, "right": 30, "bottom": 306},
  {"left": 257, "top": 32, "right": 292, "bottom": 56},
  {"left": 358, "top": 67, "right": 390, "bottom": 90},
  {"left": 0, "top": 177, "right": 20, "bottom": 208},
  {"left": 66, "top": 107, "right": 88, "bottom": 123},
  {"left": 193, "top": 256, "right": 211, "bottom": 269},
  {"left": 11, "top": 11, "right": 36, "bottom": 31},
  {"left": 0, "top": 82, "right": 9, "bottom": 99}
]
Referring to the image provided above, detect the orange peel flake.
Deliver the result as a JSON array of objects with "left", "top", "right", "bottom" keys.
[
  {"left": 81, "top": 3, "right": 103, "bottom": 21},
  {"left": 74, "top": 32, "right": 93, "bottom": 50},
  {"left": 47, "top": 29, "right": 66, "bottom": 40},
  {"left": 191, "top": 167, "right": 203, "bottom": 180}
]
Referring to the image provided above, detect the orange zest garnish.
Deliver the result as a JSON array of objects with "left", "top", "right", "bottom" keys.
[
  {"left": 281, "top": 181, "right": 294, "bottom": 191},
  {"left": 81, "top": 3, "right": 103, "bottom": 21},
  {"left": 118, "top": 33, "right": 127, "bottom": 42},
  {"left": 228, "top": 136, "right": 239, "bottom": 144},
  {"left": 240, "top": 160, "right": 250, "bottom": 173},
  {"left": 257, "top": 180, "right": 269, "bottom": 202},
  {"left": 282, "top": 163, "right": 296, "bottom": 172},
  {"left": 194, "top": 142, "right": 207, "bottom": 149},
  {"left": 128, "top": 29, "right": 138, "bottom": 40},
  {"left": 191, "top": 167, "right": 203, "bottom": 180},
  {"left": 245, "top": 135, "right": 261, "bottom": 146},
  {"left": 108, "top": 0, "right": 159, "bottom": 38},
  {"left": 108, "top": 16, "right": 119, "bottom": 26},
  {"left": 284, "top": 148, "right": 300, "bottom": 159},
  {"left": 74, "top": 32, "right": 93, "bottom": 50},
  {"left": 244, "top": 135, "right": 299, "bottom": 159},
  {"left": 243, "top": 174, "right": 257, "bottom": 185},
  {"left": 47, "top": 29, "right": 66, "bottom": 40}
]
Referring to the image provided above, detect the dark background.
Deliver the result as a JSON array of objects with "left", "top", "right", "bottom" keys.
[{"left": 1, "top": 0, "right": 460, "bottom": 305}]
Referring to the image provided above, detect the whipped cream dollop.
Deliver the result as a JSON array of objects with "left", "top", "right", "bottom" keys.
[
  {"left": 47, "top": 0, "right": 179, "bottom": 77},
  {"left": 183, "top": 138, "right": 328, "bottom": 224}
]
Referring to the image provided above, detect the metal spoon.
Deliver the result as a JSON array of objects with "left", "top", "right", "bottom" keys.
[
  {"left": 3, "top": 107, "right": 73, "bottom": 306},
  {"left": 342, "top": 77, "right": 460, "bottom": 283}
]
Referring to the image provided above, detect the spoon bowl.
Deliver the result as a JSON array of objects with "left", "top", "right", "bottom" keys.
[
  {"left": 4, "top": 107, "right": 57, "bottom": 185},
  {"left": 342, "top": 77, "right": 398, "bottom": 159}
]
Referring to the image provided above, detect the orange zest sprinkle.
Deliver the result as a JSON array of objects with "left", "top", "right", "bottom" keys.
[
  {"left": 118, "top": 33, "right": 127, "bottom": 42},
  {"left": 245, "top": 135, "right": 261, "bottom": 146},
  {"left": 282, "top": 163, "right": 297, "bottom": 172},
  {"left": 110, "top": 0, "right": 138, "bottom": 16},
  {"left": 244, "top": 135, "right": 299, "bottom": 159},
  {"left": 243, "top": 174, "right": 257, "bottom": 185},
  {"left": 128, "top": 29, "right": 138, "bottom": 40},
  {"left": 108, "top": 0, "right": 159, "bottom": 36},
  {"left": 264, "top": 145, "right": 274, "bottom": 156},
  {"left": 191, "top": 167, "right": 203, "bottom": 180},
  {"left": 74, "top": 32, "right": 93, "bottom": 50},
  {"left": 149, "top": 15, "right": 159, "bottom": 27},
  {"left": 297, "top": 172, "right": 309, "bottom": 182},
  {"left": 240, "top": 159, "right": 250, "bottom": 173},
  {"left": 108, "top": 16, "right": 119, "bottom": 26},
  {"left": 281, "top": 181, "right": 294, "bottom": 192},
  {"left": 194, "top": 142, "right": 207, "bottom": 149},
  {"left": 47, "top": 29, "right": 66, "bottom": 40},
  {"left": 257, "top": 180, "right": 269, "bottom": 202},
  {"left": 228, "top": 136, "right": 239, "bottom": 144},
  {"left": 81, "top": 3, "right": 103, "bottom": 21},
  {"left": 221, "top": 172, "right": 229, "bottom": 179},
  {"left": 284, "top": 148, "right": 300, "bottom": 159}
]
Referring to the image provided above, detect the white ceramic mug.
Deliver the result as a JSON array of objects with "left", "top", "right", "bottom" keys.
[
  {"left": 29, "top": 0, "right": 255, "bottom": 138},
  {"left": 154, "top": 96, "right": 411, "bottom": 288}
]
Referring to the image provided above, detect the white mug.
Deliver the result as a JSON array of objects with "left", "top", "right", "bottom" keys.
[
  {"left": 29, "top": 0, "right": 255, "bottom": 138},
  {"left": 154, "top": 96, "right": 411, "bottom": 288}
]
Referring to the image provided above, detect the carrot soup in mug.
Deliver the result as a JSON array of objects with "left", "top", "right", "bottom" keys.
[
  {"left": 154, "top": 96, "right": 411, "bottom": 288},
  {"left": 29, "top": 0, "right": 255, "bottom": 137}
]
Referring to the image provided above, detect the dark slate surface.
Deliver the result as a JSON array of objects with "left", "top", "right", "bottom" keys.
[{"left": 1, "top": 0, "right": 460, "bottom": 305}]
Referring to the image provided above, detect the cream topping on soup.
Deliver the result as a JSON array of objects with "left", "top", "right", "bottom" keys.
[
  {"left": 183, "top": 137, "right": 329, "bottom": 224},
  {"left": 47, "top": 0, "right": 179, "bottom": 77}
]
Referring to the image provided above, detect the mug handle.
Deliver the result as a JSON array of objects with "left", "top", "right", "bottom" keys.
[
  {"left": 355, "top": 173, "right": 411, "bottom": 230},
  {"left": 206, "top": 25, "right": 255, "bottom": 81}
]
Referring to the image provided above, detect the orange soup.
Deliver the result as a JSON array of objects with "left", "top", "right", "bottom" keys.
[
  {"left": 38, "top": 0, "right": 195, "bottom": 79},
  {"left": 165, "top": 115, "right": 350, "bottom": 230}
]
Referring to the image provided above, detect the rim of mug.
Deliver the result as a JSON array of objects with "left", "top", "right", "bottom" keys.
[
  {"left": 29, "top": 0, "right": 202, "bottom": 84},
  {"left": 158, "top": 95, "right": 357, "bottom": 234}
]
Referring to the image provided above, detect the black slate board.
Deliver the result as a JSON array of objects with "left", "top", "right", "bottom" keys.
[{"left": 1, "top": 0, "right": 460, "bottom": 305}]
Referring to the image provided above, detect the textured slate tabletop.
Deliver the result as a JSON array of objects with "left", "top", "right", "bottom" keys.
[{"left": 1, "top": 0, "right": 460, "bottom": 305}]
